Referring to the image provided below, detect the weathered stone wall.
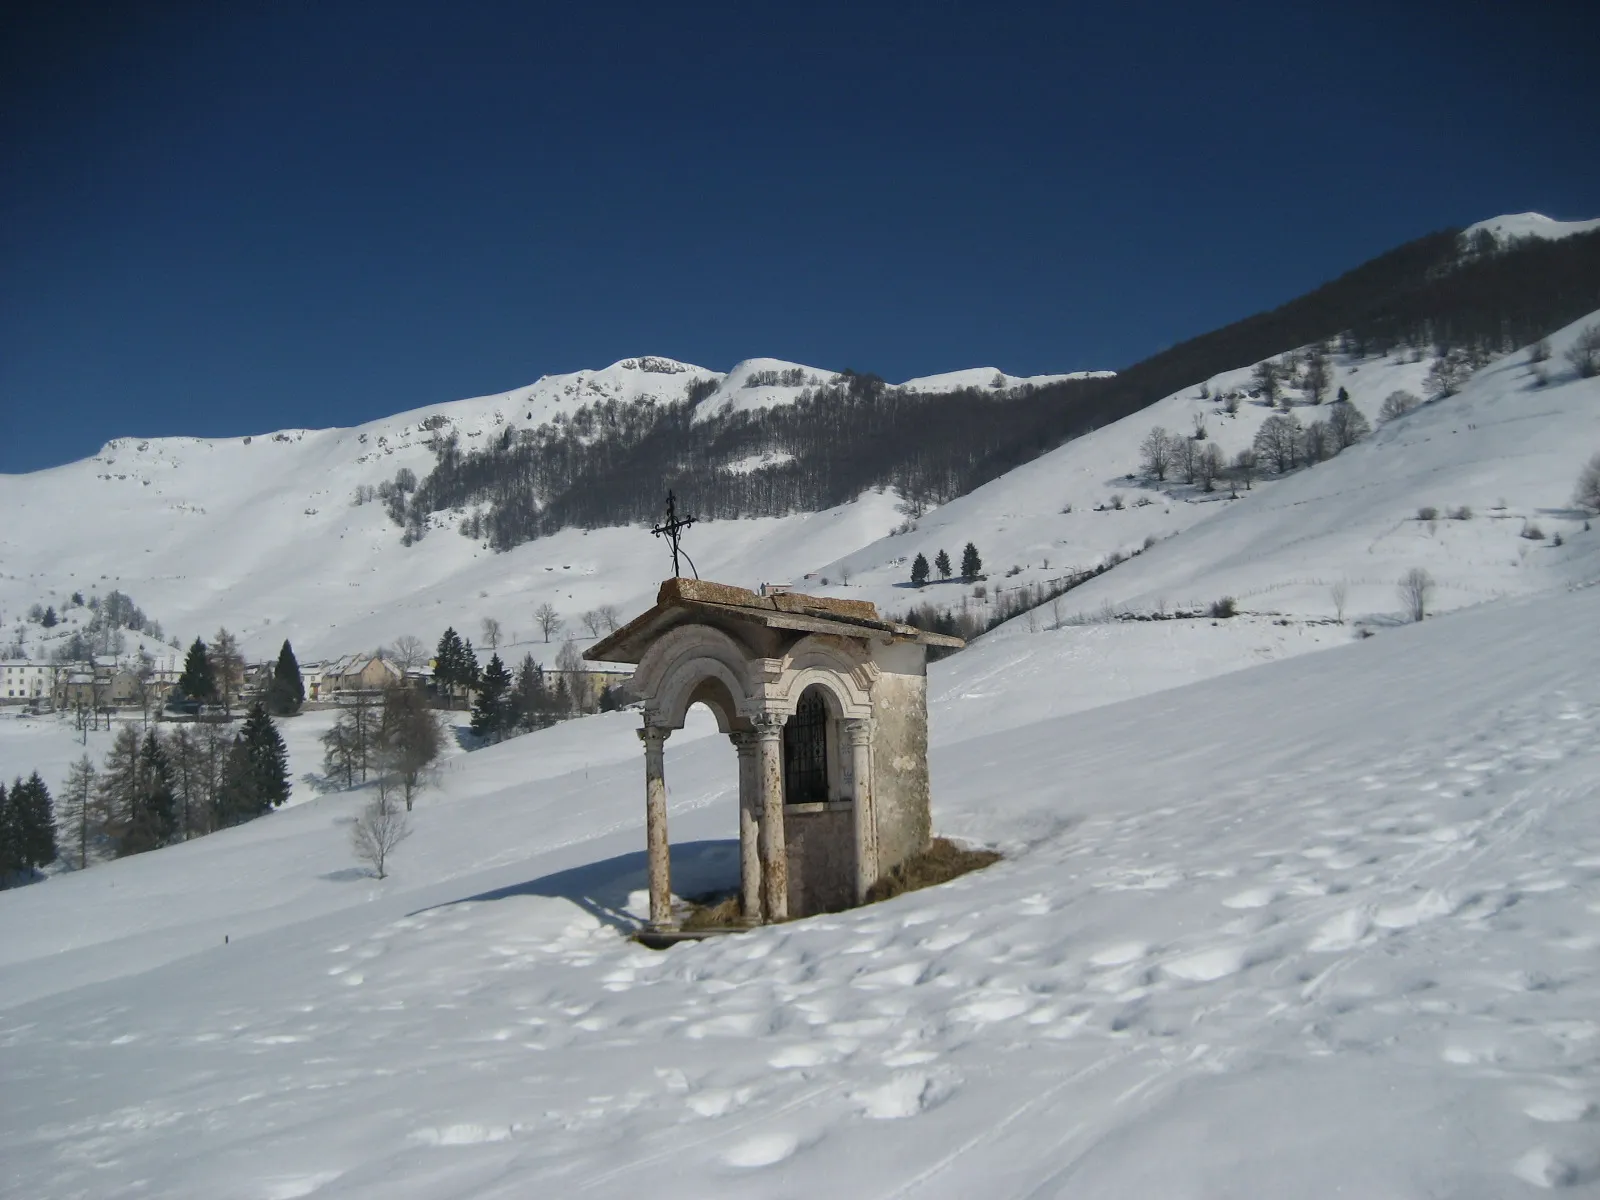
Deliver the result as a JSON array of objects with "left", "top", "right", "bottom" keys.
[
  {"left": 868, "top": 642, "right": 932, "bottom": 875},
  {"left": 783, "top": 806, "right": 855, "bottom": 916}
]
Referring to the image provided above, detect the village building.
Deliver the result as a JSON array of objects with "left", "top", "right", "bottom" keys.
[
  {"left": 585, "top": 578, "right": 962, "bottom": 931},
  {"left": 314, "top": 652, "right": 405, "bottom": 700},
  {"left": 1, "top": 661, "right": 56, "bottom": 705}
]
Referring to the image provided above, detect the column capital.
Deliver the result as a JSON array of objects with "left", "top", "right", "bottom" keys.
[
  {"left": 637, "top": 723, "right": 671, "bottom": 747},
  {"left": 842, "top": 717, "right": 875, "bottom": 746},
  {"left": 729, "top": 728, "right": 759, "bottom": 751},
  {"left": 753, "top": 710, "right": 787, "bottom": 734}
]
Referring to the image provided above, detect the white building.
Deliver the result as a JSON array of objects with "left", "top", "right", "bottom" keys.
[{"left": 1, "top": 661, "right": 56, "bottom": 705}]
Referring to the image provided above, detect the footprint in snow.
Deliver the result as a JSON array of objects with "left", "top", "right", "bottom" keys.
[
  {"left": 850, "top": 1069, "right": 957, "bottom": 1119},
  {"left": 721, "top": 1131, "right": 801, "bottom": 1169}
]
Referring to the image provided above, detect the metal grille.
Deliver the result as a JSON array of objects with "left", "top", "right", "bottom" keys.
[{"left": 783, "top": 687, "right": 830, "bottom": 804}]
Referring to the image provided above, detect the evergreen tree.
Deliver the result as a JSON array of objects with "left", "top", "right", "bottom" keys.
[
  {"left": 221, "top": 704, "right": 290, "bottom": 823},
  {"left": 960, "top": 542, "right": 983, "bottom": 580},
  {"left": 434, "top": 627, "right": 479, "bottom": 706},
  {"left": 57, "top": 754, "right": 100, "bottom": 868},
  {"left": 935, "top": 549, "right": 952, "bottom": 579},
  {"left": 910, "top": 553, "right": 929, "bottom": 587},
  {"left": 267, "top": 639, "right": 305, "bottom": 715},
  {"left": 97, "top": 725, "right": 144, "bottom": 844},
  {"left": 510, "top": 654, "right": 549, "bottom": 730},
  {"left": 0, "top": 781, "right": 13, "bottom": 883},
  {"left": 119, "top": 733, "right": 177, "bottom": 856},
  {"left": 41, "top": 606, "right": 57, "bottom": 628},
  {"left": 17, "top": 772, "right": 57, "bottom": 870},
  {"left": 471, "top": 653, "right": 514, "bottom": 743},
  {"left": 177, "top": 637, "right": 217, "bottom": 703}
]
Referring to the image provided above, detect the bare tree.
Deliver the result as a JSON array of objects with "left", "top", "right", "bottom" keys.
[
  {"left": 1231, "top": 447, "right": 1257, "bottom": 491},
  {"left": 351, "top": 790, "right": 411, "bottom": 880},
  {"left": 1528, "top": 337, "right": 1551, "bottom": 364},
  {"left": 1139, "top": 427, "right": 1173, "bottom": 481},
  {"left": 581, "top": 609, "right": 603, "bottom": 638},
  {"left": 377, "top": 684, "right": 443, "bottom": 811},
  {"left": 1194, "top": 443, "right": 1224, "bottom": 492},
  {"left": 596, "top": 603, "right": 622, "bottom": 633},
  {"left": 534, "top": 602, "right": 562, "bottom": 643},
  {"left": 1302, "top": 420, "right": 1331, "bottom": 463},
  {"left": 211, "top": 627, "right": 245, "bottom": 715},
  {"left": 1425, "top": 355, "right": 1469, "bottom": 399},
  {"left": 1398, "top": 568, "right": 1435, "bottom": 623},
  {"left": 1566, "top": 325, "right": 1600, "bottom": 378},
  {"left": 1326, "top": 401, "right": 1372, "bottom": 450},
  {"left": 480, "top": 616, "right": 502, "bottom": 652},
  {"left": 1330, "top": 579, "right": 1349, "bottom": 623},
  {"left": 389, "top": 634, "right": 427, "bottom": 672},
  {"left": 1378, "top": 390, "right": 1421, "bottom": 424},
  {"left": 1253, "top": 413, "right": 1303, "bottom": 474},
  {"left": 1303, "top": 349, "right": 1330, "bottom": 405},
  {"left": 1574, "top": 450, "right": 1600, "bottom": 514},
  {"left": 1252, "top": 359, "right": 1280, "bottom": 404},
  {"left": 1175, "top": 435, "right": 1199, "bottom": 485},
  {"left": 321, "top": 689, "right": 380, "bottom": 787}
]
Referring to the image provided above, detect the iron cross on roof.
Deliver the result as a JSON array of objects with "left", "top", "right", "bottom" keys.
[{"left": 651, "top": 491, "right": 698, "bottom": 579}]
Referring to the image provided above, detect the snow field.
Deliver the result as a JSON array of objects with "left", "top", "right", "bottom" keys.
[{"left": 1, "top": 585, "right": 1597, "bottom": 1197}]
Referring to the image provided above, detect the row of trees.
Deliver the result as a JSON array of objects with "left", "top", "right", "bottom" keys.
[
  {"left": 909, "top": 543, "right": 984, "bottom": 586},
  {"left": 9, "top": 703, "right": 291, "bottom": 882},
  {"left": 0, "top": 774, "right": 57, "bottom": 886}
]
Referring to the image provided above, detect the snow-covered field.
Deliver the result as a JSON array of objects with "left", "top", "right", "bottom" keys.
[{"left": 1, "top": 582, "right": 1597, "bottom": 1197}]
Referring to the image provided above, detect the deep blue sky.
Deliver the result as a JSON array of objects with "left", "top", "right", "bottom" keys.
[{"left": 3, "top": 1, "right": 1596, "bottom": 473}]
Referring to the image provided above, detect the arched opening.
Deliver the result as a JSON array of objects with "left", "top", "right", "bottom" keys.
[{"left": 783, "top": 684, "right": 833, "bottom": 804}]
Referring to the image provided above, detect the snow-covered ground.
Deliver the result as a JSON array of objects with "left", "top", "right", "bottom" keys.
[{"left": 1, "top": 582, "right": 1597, "bottom": 1197}]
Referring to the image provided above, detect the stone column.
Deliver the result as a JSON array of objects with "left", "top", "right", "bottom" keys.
[
  {"left": 754, "top": 712, "right": 788, "bottom": 921},
  {"left": 844, "top": 718, "right": 878, "bottom": 902},
  {"left": 730, "top": 730, "right": 762, "bottom": 924},
  {"left": 638, "top": 724, "right": 674, "bottom": 930}
]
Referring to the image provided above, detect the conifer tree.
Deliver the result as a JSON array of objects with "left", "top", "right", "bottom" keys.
[
  {"left": 910, "top": 553, "right": 930, "bottom": 587},
  {"left": 0, "top": 781, "right": 13, "bottom": 883},
  {"left": 511, "top": 654, "right": 549, "bottom": 731},
  {"left": 177, "top": 637, "right": 217, "bottom": 703},
  {"left": 98, "top": 724, "right": 144, "bottom": 844},
  {"left": 117, "top": 732, "right": 176, "bottom": 856},
  {"left": 434, "top": 627, "right": 478, "bottom": 707},
  {"left": 57, "top": 754, "right": 100, "bottom": 869},
  {"left": 267, "top": 639, "right": 305, "bottom": 715},
  {"left": 935, "top": 549, "right": 952, "bottom": 579},
  {"left": 471, "top": 653, "right": 514, "bottom": 743},
  {"left": 221, "top": 704, "right": 290, "bottom": 823},
  {"left": 960, "top": 542, "right": 983, "bottom": 581},
  {"left": 16, "top": 771, "right": 58, "bottom": 871}
]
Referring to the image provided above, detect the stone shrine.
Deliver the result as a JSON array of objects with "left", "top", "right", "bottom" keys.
[{"left": 584, "top": 579, "right": 963, "bottom": 929}]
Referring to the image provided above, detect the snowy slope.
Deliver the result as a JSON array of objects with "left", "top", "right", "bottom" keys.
[
  {"left": 0, "top": 354, "right": 1105, "bottom": 664},
  {"left": 804, "top": 312, "right": 1600, "bottom": 634},
  {"left": 1, "top": 584, "right": 1597, "bottom": 1197}
]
